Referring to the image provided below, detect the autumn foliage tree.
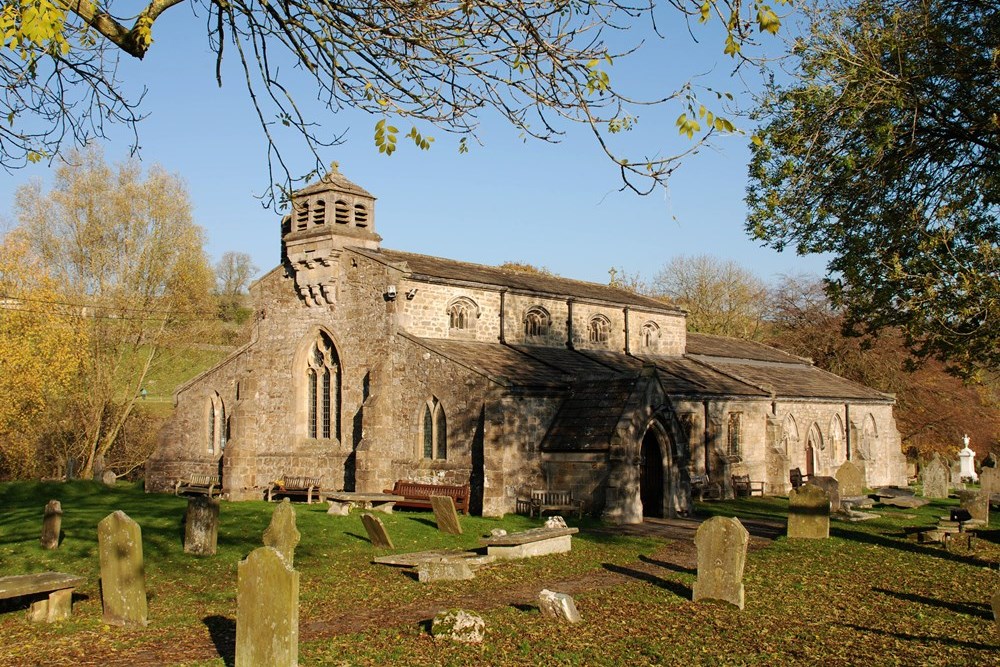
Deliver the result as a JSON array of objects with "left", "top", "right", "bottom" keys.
[{"left": 10, "top": 147, "right": 215, "bottom": 478}]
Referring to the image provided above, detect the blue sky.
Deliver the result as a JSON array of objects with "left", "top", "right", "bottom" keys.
[{"left": 0, "top": 6, "right": 827, "bottom": 288}]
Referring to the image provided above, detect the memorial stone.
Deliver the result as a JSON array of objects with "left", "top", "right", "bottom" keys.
[
  {"left": 958, "top": 435, "right": 978, "bottom": 481},
  {"left": 431, "top": 609, "right": 485, "bottom": 643},
  {"left": 417, "top": 559, "right": 474, "bottom": 582},
  {"left": 835, "top": 461, "right": 866, "bottom": 498},
  {"left": 361, "top": 513, "right": 394, "bottom": 549},
  {"left": 40, "top": 500, "right": 62, "bottom": 550},
  {"left": 810, "top": 476, "right": 841, "bottom": 511},
  {"left": 787, "top": 483, "right": 830, "bottom": 539},
  {"left": 184, "top": 496, "right": 220, "bottom": 556},
  {"left": 921, "top": 458, "right": 949, "bottom": 498},
  {"left": 692, "top": 516, "right": 750, "bottom": 610},
  {"left": 263, "top": 498, "right": 301, "bottom": 566},
  {"left": 957, "top": 490, "right": 990, "bottom": 524},
  {"left": 101, "top": 470, "right": 117, "bottom": 486},
  {"left": 979, "top": 466, "right": 1000, "bottom": 496},
  {"left": 97, "top": 510, "right": 148, "bottom": 626},
  {"left": 538, "top": 589, "right": 581, "bottom": 623},
  {"left": 235, "top": 547, "right": 299, "bottom": 667},
  {"left": 430, "top": 495, "right": 463, "bottom": 535}
]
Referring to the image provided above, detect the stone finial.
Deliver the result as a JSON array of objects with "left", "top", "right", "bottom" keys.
[
  {"left": 693, "top": 516, "right": 750, "bottom": 610},
  {"left": 263, "top": 498, "right": 301, "bottom": 566}
]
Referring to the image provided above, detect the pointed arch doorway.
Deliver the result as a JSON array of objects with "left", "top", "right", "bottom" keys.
[{"left": 640, "top": 429, "right": 665, "bottom": 518}]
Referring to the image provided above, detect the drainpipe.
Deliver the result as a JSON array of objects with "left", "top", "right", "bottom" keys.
[
  {"left": 623, "top": 306, "right": 631, "bottom": 355},
  {"left": 703, "top": 400, "right": 711, "bottom": 476},
  {"left": 566, "top": 298, "right": 575, "bottom": 350},
  {"left": 845, "top": 403, "right": 851, "bottom": 460},
  {"left": 499, "top": 288, "right": 507, "bottom": 344}
]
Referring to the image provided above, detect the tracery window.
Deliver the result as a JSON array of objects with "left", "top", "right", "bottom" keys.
[
  {"left": 727, "top": 412, "right": 743, "bottom": 457},
  {"left": 641, "top": 321, "right": 660, "bottom": 350},
  {"left": 207, "top": 392, "right": 226, "bottom": 454},
  {"left": 523, "top": 306, "right": 551, "bottom": 339},
  {"left": 306, "top": 332, "right": 340, "bottom": 439},
  {"left": 421, "top": 397, "right": 447, "bottom": 460},
  {"left": 588, "top": 314, "right": 611, "bottom": 345},
  {"left": 447, "top": 297, "right": 479, "bottom": 333}
]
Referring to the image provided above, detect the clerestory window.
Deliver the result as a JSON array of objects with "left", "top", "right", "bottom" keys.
[
  {"left": 641, "top": 321, "right": 660, "bottom": 350},
  {"left": 588, "top": 314, "right": 611, "bottom": 345},
  {"left": 524, "top": 306, "right": 551, "bottom": 339}
]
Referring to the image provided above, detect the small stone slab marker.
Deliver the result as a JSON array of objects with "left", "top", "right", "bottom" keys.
[
  {"left": 40, "top": 500, "right": 62, "bottom": 550},
  {"left": 787, "top": 483, "right": 830, "bottom": 539},
  {"left": 692, "top": 516, "right": 749, "bottom": 610},
  {"left": 538, "top": 589, "right": 581, "bottom": 623},
  {"left": 235, "top": 547, "right": 299, "bottom": 667},
  {"left": 184, "top": 496, "right": 220, "bottom": 556},
  {"left": 360, "top": 513, "right": 394, "bottom": 549},
  {"left": 921, "top": 458, "right": 949, "bottom": 498},
  {"left": 263, "top": 498, "right": 301, "bottom": 566},
  {"left": 430, "top": 495, "right": 463, "bottom": 535},
  {"left": 835, "top": 461, "right": 866, "bottom": 497},
  {"left": 97, "top": 510, "right": 148, "bottom": 626}
]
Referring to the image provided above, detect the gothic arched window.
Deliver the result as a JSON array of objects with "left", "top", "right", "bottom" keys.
[
  {"left": 207, "top": 392, "right": 226, "bottom": 454},
  {"left": 447, "top": 297, "right": 480, "bottom": 333},
  {"left": 306, "top": 332, "right": 340, "bottom": 439},
  {"left": 422, "top": 397, "right": 447, "bottom": 460},
  {"left": 523, "top": 306, "right": 551, "bottom": 339},
  {"left": 588, "top": 314, "right": 611, "bottom": 345},
  {"left": 640, "top": 321, "right": 660, "bottom": 350}
]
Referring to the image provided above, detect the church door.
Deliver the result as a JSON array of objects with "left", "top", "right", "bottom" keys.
[{"left": 640, "top": 430, "right": 664, "bottom": 518}]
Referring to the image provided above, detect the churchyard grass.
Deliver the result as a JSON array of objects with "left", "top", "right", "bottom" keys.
[{"left": 1, "top": 480, "right": 998, "bottom": 665}]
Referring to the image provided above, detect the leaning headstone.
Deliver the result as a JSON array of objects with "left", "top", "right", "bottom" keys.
[
  {"left": 810, "top": 476, "right": 841, "bottom": 512},
  {"left": 431, "top": 609, "right": 485, "bottom": 643},
  {"left": 361, "top": 513, "right": 394, "bottom": 549},
  {"left": 921, "top": 458, "right": 949, "bottom": 498},
  {"left": 263, "top": 498, "right": 300, "bottom": 566},
  {"left": 692, "top": 516, "right": 750, "bottom": 610},
  {"left": 787, "top": 483, "right": 830, "bottom": 539},
  {"left": 835, "top": 461, "right": 866, "bottom": 498},
  {"left": 538, "top": 589, "right": 581, "bottom": 623},
  {"left": 957, "top": 490, "right": 990, "bottom": 524},
  {"left": 101, "top": 470, "right": 117, "bottom": 486},
  {"left": 40, "top": 500, "right": 62, "bottom": 550},
  {"left": 184, "top": 496, "right": 220, "bottom": 556},
  {"left": 430, "top": 495, "right": 463, "bottom": 535},
  {"left": 235, "top": 547, "right": 298, "bottom": 667},
  {"left": 418, "top": 559, "right": 474, "bottom": 582},
  {"left": 97, "top": 510, "right": 148, "bottom": 626}
]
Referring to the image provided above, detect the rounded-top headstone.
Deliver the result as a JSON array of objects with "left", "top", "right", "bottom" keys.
[{"left": 102, "top": 470, "right": 117, "bottom": 486}]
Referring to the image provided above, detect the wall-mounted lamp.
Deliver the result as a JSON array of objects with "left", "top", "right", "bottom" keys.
[
  {"left": 385, "top": 285, "right": 397, "bottom": 301},
  {"left": 405, "top": 288, "right": 418, "bottom": 300}
]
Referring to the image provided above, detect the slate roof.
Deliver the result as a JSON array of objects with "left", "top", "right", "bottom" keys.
[
  {"left": 541, "top": 376, "right": 641, "bottom": 451},
  {"left": 402, "top": 335, "right": 569, "bottom": 388},
  {"left": 685, "top": 332, "right": 809, "bottom": 363},
  {"left": 355, "top": 247, "right": 682, "bottom": 313}
]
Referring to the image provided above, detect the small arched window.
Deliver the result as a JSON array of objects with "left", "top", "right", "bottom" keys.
[
  {"left": 447, "top": 297, "right": 479, "bottom": 334},
  {"left": 588, "top": 314, "right": 611, "bottom": 345},
  {"left": 334, "top": 200, "right": 350, "bottom": 224},
  {"left": 207, "top": 392, "right": 226, "bottom": 454},
  {"left": 306, "top": 332, "right": 340, "bottom": 440},
  {"left": 312, "top": 199, "right": 326, "bottom": 225},
  {"left": 421, "top": 397, "right": 447, "bottom": 460},
  {"left": 641, "top": 321, "right": 660, "bottom": 350},
  {"left": 295, "top": 202, "right": 309, "bottom": 230},
  {"left": 829, "top": 414, "right": 844, "bottom": 457},
  {"left": 858, "top": 414, "right": 877, "bottom": 461},
  {"left": 354, "top": 203, "right": 369, "bottom": 227},
  {"left": 524, "top": 307, "right": 551, "bottom": 338}
]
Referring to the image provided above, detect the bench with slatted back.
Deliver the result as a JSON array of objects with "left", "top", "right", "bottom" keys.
[
  {"left": 268, "top": 476, "right": 322, "bottom": 503},
  {"left": 528, "top": 489, "right": 584, "bottom": 518},
  {"left": 383, "top": 481, "right": 470, "bottom": 514},
  {"left": 732, "top": 474, "right": 765, "bottom": 497},
  {"left": 173, "top": 474, "right": 221, "bottom": 498}
]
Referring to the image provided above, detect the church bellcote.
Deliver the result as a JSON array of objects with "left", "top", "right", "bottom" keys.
[{"left": 281, "top": 164, "right": 381, "bottom": 306}]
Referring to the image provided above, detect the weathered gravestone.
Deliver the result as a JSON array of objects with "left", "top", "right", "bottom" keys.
[
  {"left": 97, "top": 510, "right": 148, "bottom": 626},
  {"left": 956, "top": 490, "right": 989, "bottom": 524},
  {"left": 921, "top": 458, "right": 949, "bottom": 498},
  {"left": 431, "top": 609, "right": 485, "bottom": 643},
  {"left": 40, "top": 500, "right": 62, "bottom": 550},
  {"left": 835, "top": 461, "right": 866, "bottom": 498},
  {"left": 980, "top": 466, "right": 1000, "bottom": 496},
  {"left": 417, "top": 559, "right": 475, "bottom": 583},
  {"left": 787, "top": 483, "right": 830, "bottom": 539},
  {"left": 101, "top": 470, "right": 117, "bottom": 486},
  {"left": 810, "top": 476, "right": 841, "bottom": 512},
  {"left": 692, "top": 516, "right": 750, "bottom": 610},
  {"left": 430, "top": 495, "right": 463, "bottom": 535},
  {"left": 184, "top": 496, "right": 220, "bottom": 556},
  {"left": 236, "top": 547, "right": 298, "bottom": 667},
  {"left": 360, "top": 513, "right": 394, "bottom": 549},
  {"left": 538, "top": 589, "right": 581, "bottom": 623},
  {"left": 263, "top": 498, "right": 301, "bottom": 566}
]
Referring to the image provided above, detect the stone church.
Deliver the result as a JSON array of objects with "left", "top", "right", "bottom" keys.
[{"left": 147, "top": 167, "right": 906, "bottom": 522}]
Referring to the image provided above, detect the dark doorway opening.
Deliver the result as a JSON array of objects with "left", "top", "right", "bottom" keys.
[{"left": 640, "top": 430, "right": 664, "bottom": 518}]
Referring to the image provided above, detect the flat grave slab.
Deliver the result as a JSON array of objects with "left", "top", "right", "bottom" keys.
[
  {"left": 373, "top": 549, "right": 494, "bottom": 570},
  {"left": 479, "top": 526, "right": 579, "bottom": 560}
]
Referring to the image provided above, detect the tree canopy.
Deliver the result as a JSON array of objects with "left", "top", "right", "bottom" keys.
[
  {"left": 747, "top": 0, "right": 999, "bottom": 378},
  {"left": 2, "top": 0, "right": 789, "bottom": 200}
]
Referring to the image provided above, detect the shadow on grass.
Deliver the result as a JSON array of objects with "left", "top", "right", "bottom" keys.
[
  {"left": 406, "top": 517, "right": 438, "bottom": 529},
  {"left": 829, "top": 526, "right": 995, "bottom": 568},
  {"left": 836, "top": 623, "right": 997, "bottom": 651},
  {"left": 602, "top": 563, "right": 692, "bottom": 600},
  {"left": 873, "top": 588, "right": 994, "bottom": 620},
  {"left": 203, "top": 615, "right": 236, "bottom": 666},
  {"left": 344, "top": 532, "right": 371, "bottom": 543},
  {"left": 638, "top": 554, "right": 695, "bottom": 575}
]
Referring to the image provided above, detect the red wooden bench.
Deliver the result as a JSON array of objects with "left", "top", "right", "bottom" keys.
[{"left": 383, "top": 481, "right": 470, "bottom": 514}]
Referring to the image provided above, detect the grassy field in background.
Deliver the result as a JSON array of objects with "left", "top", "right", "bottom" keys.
[{"left": 0, "top": 481, "right": 997, "bottom": 666}]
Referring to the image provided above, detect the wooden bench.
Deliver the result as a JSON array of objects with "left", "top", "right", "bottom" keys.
[
  {"left": 383, "top": 481, "right": 470, "bottom": 514},
  {"left": 732, "top": 474, "right": 765, "bottom": 497},
  {"left": 173, "top": 474, "right": 221, "bottom": 498},
  {"left": 0, "top": 572, "right": 85, "bottom": 623},
  {"left": 525, "top": 489, "right": 584, "bottom": 518},
  {"left": 690, "top": 474, "right": 722, "bottom": 501},
  {"left": 268, "top": 476, "right": 322, "bottom": 503},
  {"left": 789, "top": 467, "right": 811, "bottom": 490}
]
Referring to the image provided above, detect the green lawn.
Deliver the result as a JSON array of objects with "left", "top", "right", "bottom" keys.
[{"left": 0, "top": 481, "right": 997, "bottom": 666}]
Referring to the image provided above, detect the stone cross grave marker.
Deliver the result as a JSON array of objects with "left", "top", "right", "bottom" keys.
[
  {"left": 236, "top": 546, "right": 299, "bottom": 667},
  {"left": 835, "top": 461, "right": 866, "bottom": 498},
  {"left": 97, "top": 510, "right": 148, "bottom": 626},
  {"left": 263, "top": 498, "right": 301, "bottom": 566},
  {"left": 809, "top": 476, "right": 841, "bottom": 512},
  {"left": 787, "top": 483, "right": 830, "bottom": 539},
  {"left": 40, "top": 500, "right": 62, "bottom": 550},
  {"left": 184, "top": 496, "right": 220, "bottom": 556},
  {"left": 958, "top": 490, "right": 989, "bottom": 524},
  {"left": 921, "top": 458, "right": 949, "bottom": 498},
  {"left": 361, "top": 513, "right": 394, "bottom": 549},
  {"left": 430, "top": 495, "right": 463, "bottom": 535},
  {"left": 980, "top": 466, "right": 1000, "bottom": 496},
  {"left": 538, "top": 589, "right": 581, "bottom": 623},
  {"left": 692, "top": 516, "right": 750, "bottom": 610}
]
